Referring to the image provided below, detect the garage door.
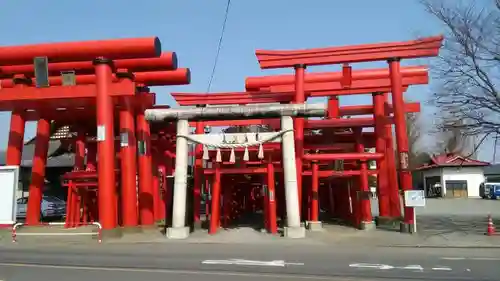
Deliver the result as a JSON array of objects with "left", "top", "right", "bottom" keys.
[{"left": 445, "top": 180, "right": 468, "bottom": 198}]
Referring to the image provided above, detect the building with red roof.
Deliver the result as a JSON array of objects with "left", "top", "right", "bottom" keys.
[{"left": 416, "top": 153, "right": 489, "bottom": 198}]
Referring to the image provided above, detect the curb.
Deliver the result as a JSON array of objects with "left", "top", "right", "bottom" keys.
[{"left": 376, "top": 244, "right": 500, "bottom": 249}]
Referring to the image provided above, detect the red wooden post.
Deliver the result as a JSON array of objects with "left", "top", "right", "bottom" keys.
[
  {"left": 373, "top": 92, "right": 390, "bottom": 217},
  {"left": 137, "top": 108, "right": 155, "bottom": 226},
  {"left": 383, "top": 93, "right": 402, "bottom": 217},
  {"left": 6, "top": 109, "right": 25, "bottom": 166},
  {"left": 310, "top": 161, "right": 319, "bottom": 222},
  {"left": 388, "top": 59, "right": 414, "bottom": 230},
  {"left": 26, "top": 117, "right": 50, "bottom": 225},
  {"left": 267, "top": 159, "right": 277, "bottom": 234},
  {"left": 94, "top": 58, "right": 117, "bottom": 230},
  {"left": 209, "top": 164, "right": 222, "bottom": 234},
  {"left": 119, "top": 98, "right": 139, "bottom": 228}
]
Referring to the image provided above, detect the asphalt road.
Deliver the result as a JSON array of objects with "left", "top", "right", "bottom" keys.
[{"left": 0, "top": 243, "right": 498, "bottom": 281}]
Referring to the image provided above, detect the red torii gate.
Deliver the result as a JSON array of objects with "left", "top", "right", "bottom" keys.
[
  {"left": 170, "top": 63, "right": 426, "bottom": 225},
  {"left": 0, "top": 37, "right": 190, "bottom": 233},
  {"left": 242, "top": 65, "right": 427, "bottom": 219},
  {"left": 245, "top": 35, "right": 443, "bottom": 231}
]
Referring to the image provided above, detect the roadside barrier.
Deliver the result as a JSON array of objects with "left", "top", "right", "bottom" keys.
[{"left": 12, "top": 221, "right": 102, "bottom": 243}]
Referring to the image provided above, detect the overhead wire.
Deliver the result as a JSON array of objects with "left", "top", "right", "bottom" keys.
[{"left": 206, "top": 0, "right": 232, "bottom": 93}]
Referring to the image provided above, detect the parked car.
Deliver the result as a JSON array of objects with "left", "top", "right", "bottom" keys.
[{"left": 16, "top": 196, "right": 67, "bottom": 221}]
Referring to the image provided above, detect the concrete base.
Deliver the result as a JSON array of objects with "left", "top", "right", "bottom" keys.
[
  {"left": 121, "top": 226, "right": 143, "bottom": 234},
  {"left": 375, "top": 216, "right": 402, "bottom": 226},
  {"left": 400, "top": 222, "right": 416, "bottom": 234},
  {"left": 166, "top": 226, "right": 190, "bottom": 239},
  {"left": 193, "top": 221, "right": 203, "bottom": 230},
  {"left": 359, "top": 221, "right": 376, "bottom": 231},
  {"left": 306, "top": 221, "right": 323, "bottom": 231},
  {"left": 101, "top": 228, "right": 123, "bottom": 239},
  {"left": 283, "top": 226, "right": 306, "bottom": 238}
]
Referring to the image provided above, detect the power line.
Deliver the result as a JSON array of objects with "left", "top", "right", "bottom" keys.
[{"left": 206, "top": 0, "right": 232, "bottom": 93}]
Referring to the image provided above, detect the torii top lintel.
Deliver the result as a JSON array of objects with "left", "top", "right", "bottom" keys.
[
  {"left": 172, "top": 65, "right": 427, "bottom": 106},
  {"left": 245, "top": 65, "right": 427, "bottom": 90},
  {"left": 0, "top": 68, "right": 190, "bottom": 88},
  {"left": 0, "top": 52, "right": 178, "bottom": 78},
  {"left": 0, "top": 37, "right": 162, "bottom": 65},
  {"left": 255, "top": 35, "right": 443, "bottom": 69}
]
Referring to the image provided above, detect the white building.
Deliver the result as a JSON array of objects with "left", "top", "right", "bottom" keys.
[{"left": 417, "top": 154, "right": 489, "bottom": 198}]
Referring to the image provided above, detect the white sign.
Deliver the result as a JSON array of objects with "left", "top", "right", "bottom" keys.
[
  {"left": 202, "top": 259, "right": 304, "bottom": 267},
  {"left": 404, "top": 190, "right": 426, "bottom": 207},
  {"left": 97, "top": 125, "right": 106, "bottom": 141},
  {"left": 0, "top": 166, "right": 20, "bottom": 225},
  {"left": 120, "top": 132, "right": 129, "bottom": 147}
]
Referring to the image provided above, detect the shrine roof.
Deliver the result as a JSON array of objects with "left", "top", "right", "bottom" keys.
[{"left": 416, "top": 153, "right": 489, "bottom": 170}]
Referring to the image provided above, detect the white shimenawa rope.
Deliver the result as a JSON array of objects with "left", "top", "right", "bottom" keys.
[{"left": 177, "top": 129, "right": 293, "bottom": 163}]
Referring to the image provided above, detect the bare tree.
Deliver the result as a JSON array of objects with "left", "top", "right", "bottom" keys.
[
  {"left": 405, "top": 111, "right": 471, "bottom": 169},
  {"left": 406, "top": 112, "right": 432, "bottom": 169},
  {"left": 420, "top": 0, "right": 500, "bottom": 146}
]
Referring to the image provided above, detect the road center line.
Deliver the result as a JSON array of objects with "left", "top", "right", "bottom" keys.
[
  {"left": 0, "top": 263, "right": 328, "bottom": 280},
  {"left": 441, "top": 257, "right": 500, "bottom": 261},
  {"left": 432, "top": 267, "right": 452, "bottom": 271},
  {"left": 201, "top": 259, "right": 304, "bottom": 267}
]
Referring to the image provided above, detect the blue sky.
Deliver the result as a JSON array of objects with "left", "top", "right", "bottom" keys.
[{"left": 1, "top": 0, "right": 490, "bottom": 160}]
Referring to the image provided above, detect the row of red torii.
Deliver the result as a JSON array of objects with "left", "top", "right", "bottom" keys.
[{"left": 0, "top": 35, "right": 443, "bottom": 238}]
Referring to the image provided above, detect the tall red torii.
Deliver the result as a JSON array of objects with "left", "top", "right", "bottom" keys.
[
  {"left": 254, "top": 36, "right": 443, "bottom": 68},
  {"left": 251, "top": 35, "right": 443, "bottom": 232},
  {"left": 0, "top": 36, "right": 187, "bottom": 232},
  {"left": 244, "top": 65, "right": 427, "bottom": 222}
]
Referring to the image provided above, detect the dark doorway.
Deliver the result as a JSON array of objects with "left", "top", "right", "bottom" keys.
[{"left": 425, "top": 176, "right": 442, "bottom": 198}]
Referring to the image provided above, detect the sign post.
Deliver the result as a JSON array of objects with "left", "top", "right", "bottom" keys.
[{"left": 404, "top": 190, "right": 426, "bottom": 234}]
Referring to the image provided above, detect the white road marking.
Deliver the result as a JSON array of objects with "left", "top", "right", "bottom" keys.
[
  {"left": 441, "top": 257, "right": 500, "bottom": 261},
  {"left": 349, "top": 263, "right": 393, "bottom": 270},
  {"left": 403, "top": 265, "right": 424, "bottom": 271},
  {"left": 202, "top": 259, "right": 304, "bottom": 267},
  {"left": 432, "top": 267, "right": 452, "bottom": 271},
  {"left": 350, "top": 263, "right": 451, "bottom": 272}
]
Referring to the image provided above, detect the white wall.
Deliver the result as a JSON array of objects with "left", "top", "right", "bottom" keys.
[{"left": 442, "top": 167, "right": 485, "bottom": 198}]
